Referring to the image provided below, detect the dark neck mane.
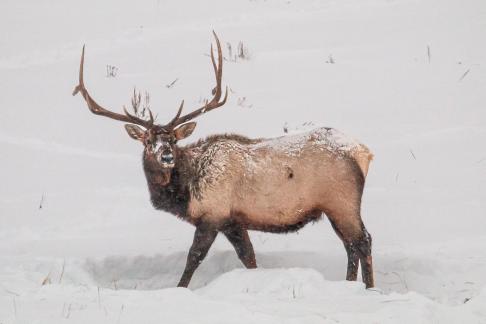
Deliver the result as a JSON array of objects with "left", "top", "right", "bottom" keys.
[{"left": 143, "top": 149, "right": 192, "bottom": 219}]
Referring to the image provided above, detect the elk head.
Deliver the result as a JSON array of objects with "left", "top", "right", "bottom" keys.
[{"left": 72, "top": 32, "right": 228, "bottom": 185}]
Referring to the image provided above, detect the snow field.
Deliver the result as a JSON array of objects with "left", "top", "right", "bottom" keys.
[{"left": 1, "top": 0, "right": 485, "bottom": 322}]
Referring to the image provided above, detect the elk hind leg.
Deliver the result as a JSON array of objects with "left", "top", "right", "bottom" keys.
[
  {"left": 328, "top": 218, "right": 359, "bottom": 282},
  {"left": 327, "top": 213, "right": 374, "bottom": 288},
  {"left": 356, "top": 226, "right": 374, "bottom": 288}
]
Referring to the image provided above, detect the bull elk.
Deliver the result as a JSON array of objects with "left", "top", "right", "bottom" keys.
[{"left": 72, "top": 32, "right": 375, "bottom": 288}]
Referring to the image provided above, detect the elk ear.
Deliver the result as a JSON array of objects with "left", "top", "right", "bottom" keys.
[
  {"left": 124, "top": 124, "right": 145, "bottom": 142},
  {"left": 174, "top": 122, "right": 197, "bottom": 140}
]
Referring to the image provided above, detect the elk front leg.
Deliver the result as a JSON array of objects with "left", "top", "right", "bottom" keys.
[
  {"left": 222, "top": 226, "right": 257, "bottom": 269},
  {"left": 178, "top": 226, "right": 218, "bottom": 288}
]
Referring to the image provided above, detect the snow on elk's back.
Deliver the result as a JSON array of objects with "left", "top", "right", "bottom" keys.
[
  {"left": 252, "top": 127, "right": 370, "bottom": 158},
  {"left": 189, "top": 127, "right": 372, "bottom": 192},
  {"left": 249, "top": 127, "right": 373, "bottom": 177}
]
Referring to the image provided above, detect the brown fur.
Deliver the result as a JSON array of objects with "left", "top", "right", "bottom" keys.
[
  {"left": 184, "top": 128, "right": 368, "bottom": 238},
  {"left": 186, "top": 133, "right": 263, "bottom": 149},
  {"left": 144, "top": 127, "right": 375, "bottom": 288}
]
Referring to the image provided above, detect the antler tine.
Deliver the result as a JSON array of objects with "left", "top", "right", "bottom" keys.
[
  {"left": 122, "top": 105, "right": 154, "bottom": 128},
  {"left": 72, "top": 46, "right": 154, "bottom": 129},
  {"left": 165, "top": 31, "right": 228, "bottom": 129},
  {"left": 210, "top": 31, "right": 223, "bottom": 98},
  {"left": 166, "top": 100, "right": 184, "bottom": 128}
]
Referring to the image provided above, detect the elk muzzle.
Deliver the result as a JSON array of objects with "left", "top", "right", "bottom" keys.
[
  {"left": 151, "top": 141, "right": 175, "bottom": 168},
  {"left": 158, "top": 151, "right": 175, "bottom": 168}
]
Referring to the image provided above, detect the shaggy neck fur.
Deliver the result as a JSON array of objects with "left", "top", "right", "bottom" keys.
[{"left": 143, "top": 147, "right": 194, "bottom": 219}]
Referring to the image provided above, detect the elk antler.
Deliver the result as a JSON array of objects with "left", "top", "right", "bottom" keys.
[
  {"left": 72, "top": 46, "right": 154, "bottom": 129},
  {"left": 164, "top": 31, "right": 228, "bottom": 130}
]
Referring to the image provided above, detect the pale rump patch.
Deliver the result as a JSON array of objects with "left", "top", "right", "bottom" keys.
[
  {"left": 352, "top": 147, "right": 374, "bottom": 177},
  {"left": 186, "top": 127, "right": 372, "bottom": 230}
]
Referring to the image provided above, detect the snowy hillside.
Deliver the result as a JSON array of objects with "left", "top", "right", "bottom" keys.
[{"left": 1, "top": 0, "right": 485, "bottom": 323}]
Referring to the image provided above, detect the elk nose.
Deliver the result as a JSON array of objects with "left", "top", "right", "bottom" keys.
[{"left": 160, "top": 152, "right": 174, "bottom": 164}]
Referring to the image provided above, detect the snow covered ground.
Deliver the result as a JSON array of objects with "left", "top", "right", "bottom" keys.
[{"left": 1, "top": 0, "right": 485, "bottom": 322}]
